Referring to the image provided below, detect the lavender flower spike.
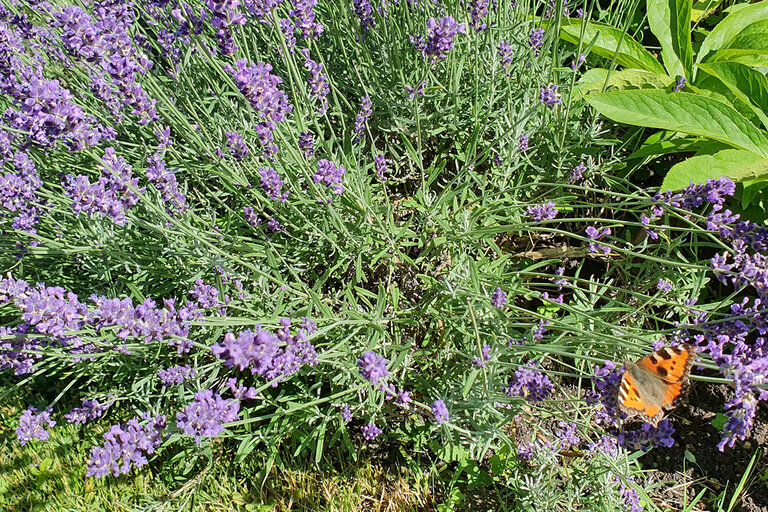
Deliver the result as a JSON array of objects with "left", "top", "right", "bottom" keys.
[
  {"left": 176, "top": 389, "right": 240, "bottom": 444},
  {"left": 17, "top": 407, "right": 56, "bottom": 445}
]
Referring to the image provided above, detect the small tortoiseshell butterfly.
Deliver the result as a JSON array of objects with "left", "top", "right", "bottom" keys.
[{"left": 618, "top": 344, "right": 695, "bottom": 425}]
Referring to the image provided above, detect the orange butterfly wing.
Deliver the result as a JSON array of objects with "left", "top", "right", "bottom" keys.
[
  {"left": 618, "top": 372, "right": 663, "bottom": 420},
  {"left": 618, "top": 344, "right": 695, "bottom": 424}
]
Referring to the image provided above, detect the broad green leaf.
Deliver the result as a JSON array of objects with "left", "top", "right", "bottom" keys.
[
  {"left": 586, "top": 89, "right": 768, "bottom": 157},
  {"left": 692, "top": 73, "right": 764, "bottom": 123},
  {"left": 719, "top": 20, "right": 768, "bottom": 53},
  {"left": 559, "top": 19, "right": 665, "bottom": 74},
  {"left": 574, "top": 68, "right": 675, "bottom": 97},
  {"left": 708, "top": 49, "right": 768, "bottom": 73},
  {"left": 661, "top": 149, "right": 768, "bottom": 190},
  {"left": 698, "top": 62, "right": 768, "bottom": 130},
  {"left": 698, "top": 2, "right": 768, "bottom": 63},
  {"left": 691, "top": 0, "right": 723, "bottom": 21},
  {"left": 647, "top": 0, "right": 693, "bottom": 79}
]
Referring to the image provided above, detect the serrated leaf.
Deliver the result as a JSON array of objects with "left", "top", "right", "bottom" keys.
[
  {"left": 698, "top": 61, "right": 768, "bottom": 130},
  {"left": 647, "top": 0, "right": 693, "bottom": 79},
  {"left": 586, "top": 89, "right": 768, "bottom": 157},
  {"left": 574, "top": 68, "right": 675, "bottom": 98},
  {"left": 661, "top": 150, "right": 768, "bottom": 190},
  {"left": 698, "top": 2, "right": 768, "bottom": 63},
  {"left": 558, "top": 19, "right": 665, "bottom": 74}
]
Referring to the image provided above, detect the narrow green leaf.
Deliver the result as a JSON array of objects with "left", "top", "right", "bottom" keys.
[
  {"left": 574, "top": 68, "right": 675, "bottom": 97},
  {"left": 586, "top": 89, "right": 768, "bottom": 157},
  {"left": 647, "top": 0, "right": 693, "bottom": 79},
  {"left": 661, "top": 150, "right": 768, "bottom": 191},
  {"left": 558, "top": 19, "right": 665, "bottom": 74},
  {"left": 698, "top": 61, "right": 768, "bottom": 130},
  {"left": 698, "top": 2, "right": 768, "bottom": 63}
]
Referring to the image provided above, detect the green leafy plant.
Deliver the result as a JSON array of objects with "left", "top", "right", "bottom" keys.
[{"left": 564, "top": 0, "right": 768, "bottom": 191}]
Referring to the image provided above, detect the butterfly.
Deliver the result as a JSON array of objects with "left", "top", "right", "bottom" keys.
[{"left": 618, "top": 344, "right": 695, "bottom": 426}]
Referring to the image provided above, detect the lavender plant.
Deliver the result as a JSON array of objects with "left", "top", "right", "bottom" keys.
[{"left": 1, "top": 0, "right": 765, "bottom": 510}]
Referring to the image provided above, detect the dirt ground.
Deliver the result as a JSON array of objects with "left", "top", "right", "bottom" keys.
[{"left": 641, "top": 382, "right": 768, "bottom": 512}]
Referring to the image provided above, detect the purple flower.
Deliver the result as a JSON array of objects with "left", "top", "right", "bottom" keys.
[
  {"left": 17, "top": 407, "right": 56, "bottom": 445},
  {"left": 63, "top": 147, "right": 144, "bottom": 226},
  {"left": 529, "top": 27, "right": 544, "bottom": 56},
  {"left": 473, "top": 344, "right": 492, "bottom": 368},
  {"left": 396, "top": 389, "right": 412, "bottom": 406},
  {"left": 655, "top": 177, "right": 735, "bottom": 211},
  {"left": 619, "top": 420, "right": 676, "bottom": 451},
  {"left": 0, "top": 324, "right": 42, "bottom": 375},
  {"left": 212, "top": 326, "right": 278, "bottom": 373},
  {"left": 15, "top": 283, "right": 87, "bottom": 337},
  {"left": 314, "top": 159, "right": 346, "bottom": 195},
  {"left": 227, "top": 377, "right": 258, "bottom": 400},
  {"left": 505, "top": 364, "right": 553, "bottom": 402},
  {"left": 212, "top": 325, "right": 317, "bottom": 383},
  {"left": 86, "top": 414, "right": 166, "bottom": 478},
  {"left": 353, "top": 0, "right": 375, "bottom": 32},
  {"left": 357, "top": 351, "right": 389, "bottom": 384},
  {"left": 557, "top": 421, "right": 579, "bottom": 449},
  {"left": 570, "top": 161, "right": 587, "bottom": 182},
  {"left": 157, "top": 365, "right": 195, "bottom": 387},
  {"left": 491, "top": 287, "right": 507, "bottom": 308},
  {"left": 518, "top": 134, "right": 530, "bottom": 153},
  {"left": 719, "top": 394, "right": 757, "bottom": 451},
  {"left": 674, "top": 76, "right": 686, "bottom": 92},
  {"left": 88, "top": 293, "right": 199, "bottom": 352},
  {"left": 176, "top": 390, "right": 240, "bottom": 444},
  {"left": 361, "top": 422, "right": 382, "bottom": 440},
  {"left": 540, "top": 84, "right": 561, "bottom": 109},
  {"left": 206, "top": 0, "right": 247, "bottom": 55},
  {"left": 526, "top": 201, "right": 558, "bottom": 222},
  {"left": 341, "top": 405, "right": 352, "bottom": 423},
  {"left": 353, "top": 95, "right": 372, "bottom": 144},
  {"left": 498, "top": 40, "right": 514, "bottom": 66},
  {"left": 374, "top": 154, "right": 388, "bottom": 181},
  {"left": 146, "top": 152, "right": 187, "bottom": 213},
  {"left": 65, "top": 398, "right": 112, "bottom": 424},
  {"left": 301, "top": 49, "right": 329, "bottom": 115},
  {"left": 431, "top": 399, "right": 450, "bottom": 424},
  {"left": 467, "top": 0, "right": 490, "bottom": 31},
  {"left": 190, "top": 280, "right": 221, "bottom": 309},
  {"left": 657, "top": 279, "right": 672, "bottom": 294},
  {"left": 225, "top": 59, "right": 292, "bottom": 156},
  {"left": 289, "top": 0, "right": 324, "bottom": 40},
  {"left": 405, "top": 81, "right": 426, "bottom": 99},
  {"left": 571, "top": 53, "right": 586, "bottom": 70},
  {"left": 279, "top": 17, "right": 297, "bottom": 53},
  {"left": 0, "top": 150, "right": 43, "bottom": 237},
  {"left": 246, "top": 0, "right": 284, "bottom": 21},
  {"left": 586, "top": 225, "right": 612, "bottom": 254},
  {"left": 618, "top": 478, "right": 643, "bottom": 512},
  {"left": 586, "top": 361, "right": 624, "bottom": 426},
  {"left": 225, "top": 131, "right": 250, "bottom": 161},
  {"left": 298, "top": 131, "right": 315, "bottom": 158},
  {"left": 589, "top": 435, "right": 620, "bottom": 458},
  {"left": 259, "top": 167, "right": 288, "bottom": 202},
  {"left": 414, "top": 16, "right": 466, "bottom": 60}
]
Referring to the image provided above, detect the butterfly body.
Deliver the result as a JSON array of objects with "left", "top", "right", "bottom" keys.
[{"left": 617, "top": 344, "right": 695, "bottom": 425}]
